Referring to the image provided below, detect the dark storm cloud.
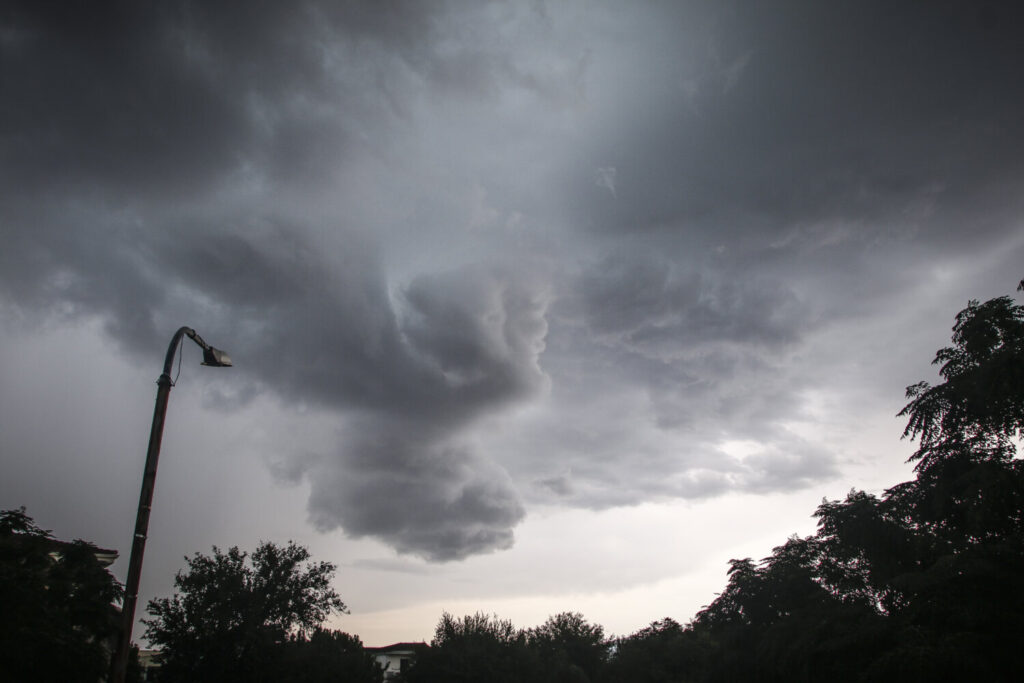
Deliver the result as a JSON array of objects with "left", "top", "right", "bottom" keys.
[
  {"left": 578, "top": 251, "right": 805, "bottom": 353},
  {"left": 306, "top": 417, "right": 525, "bottom": 562},
  {"left": 566, "top": 1, "right": 1024, "bottom": 247},
  {"left": 162, "top": 227, "right": 547, "bottom": 560},
  {"left": 2, "top": 1, "right": 250, "bottom": 198},
  {"left": 0, "top": 0, "right": 554, "bottom": 559},
  {"left": 0, "top": 0, "right": 454, "bottom": 201},
  {"left": 401, "top": 266, "right": 549, "bottom": 405},
  {"left": 0, "top": 204, "right": 548, "bottom": 559},
  {"left": 527, "top": 0, "right": 1024, "bottom": 514},
  {"left": 0, "top": 201, "right": 169, "bottom": 352},
  {"left": 4, "top": 0, "right": 1024, "bottom": 563},
  {"left": 180, "top": 232, "right": 550, "bottom": 422}
]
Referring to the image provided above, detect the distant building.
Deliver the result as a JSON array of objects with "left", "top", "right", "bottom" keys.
[
  {"left": 366, "top": 642, "right": 424, "bottom": 680},
  {"left": 137, "top": 648, "right": 162, "bottom": 681},
  {"left": 43, "top": 538, "right": 118, "bottom": 567}
]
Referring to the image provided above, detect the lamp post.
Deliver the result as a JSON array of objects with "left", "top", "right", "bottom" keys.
[{"left": 110, "top": 326, "right": 232, "bottom": 683}]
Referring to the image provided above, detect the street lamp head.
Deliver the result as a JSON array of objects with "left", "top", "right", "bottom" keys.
[{"left": 201, "top": 345, "right": 232, "bottom": 367}]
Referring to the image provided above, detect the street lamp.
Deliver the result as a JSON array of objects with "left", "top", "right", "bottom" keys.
[{"left": 110, "top": 326, "right": 232, "bottom": 683}]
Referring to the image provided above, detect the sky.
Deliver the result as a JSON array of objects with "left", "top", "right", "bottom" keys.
[{"left": 2, "top": 0, "right": 1023, "bottom": 646}]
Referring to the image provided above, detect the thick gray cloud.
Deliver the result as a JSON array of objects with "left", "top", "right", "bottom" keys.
[
  {"left": 561, "top": 2, "right": 1024, "bottom": 244},
  {"left": 3, "top": 0, "right": 1024, "bottom": 566},
  {"left": 306, "top": 417, "right": 525, "bottom": 562},
  {"left": 578, "top": 252, "right": 805, "bottom": 352},
  {"left": 159, "top": 226, "right": 549, "bottom": 560}
]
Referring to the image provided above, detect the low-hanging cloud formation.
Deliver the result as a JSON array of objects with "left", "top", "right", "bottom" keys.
[
  {"left": 307, "top": 417, "right": 526, "bottom": 561},
  {"left": 3, "top": 1, "right": 1024, "bottom": 562},
  {"left": 169, "top": 229, "right": 550, "bottom": 560}
]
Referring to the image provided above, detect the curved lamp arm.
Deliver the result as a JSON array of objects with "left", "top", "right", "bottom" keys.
[
  {"left": 111, "top": 326, "right": 231, "bottom": 683},
  {"left": 161, "top": 326, "right": 233, "bottom": 379}
]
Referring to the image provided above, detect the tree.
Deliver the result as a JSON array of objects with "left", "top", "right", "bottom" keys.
[
  {"left": 877, "top": 290, "right": 1024, "bottom": 680},
  {"left": 0, "top": 507, "right": 124, "bottom": 683},
  {"left": 690, "top": 537, "right": 887, "bottom": 683},
  {"left": 673, "top": 285, "right": 1024, "bottom": 682},
  {"left": 603, "top": 618, "right": 718, "bottom": 683},
  {"left": 527, "top": 612, "right": 609, "bottom": 682},
  {"left": 278, "top": 627, "right": 382, "bottom": 683},
  {"left": 405, "top": 612, "right": 539, "bottom": 683},
  {"left": 144, "top": 540, "right": 348, "bottom": 682},
  {"left": 899, "top": 295, "right": 1024, "bottom": 469}
]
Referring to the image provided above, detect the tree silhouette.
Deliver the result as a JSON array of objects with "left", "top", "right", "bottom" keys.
[
  {"left": 899, "top": 295, "right": 1024, "bottom": 469},
  {"left": 405, "top": 612, "right": 538, "bottom": 683},
  {"left": 603, "top": 618, "right": 717, "bottom": 683},
  {"left": 638, "top": 283, "right": 1024, "bottom": 682},
  {"left": 0, "top": 507, "right": 124, "bottom": 683},
  {"left": 527, "top": 612, "right": 608, "bottom": 682},
  {"left": 278, "top": 628, "right": 382, "bottom": 683},
  {"left": 144, "top": 541, "right": 349, "bottom": 682}
]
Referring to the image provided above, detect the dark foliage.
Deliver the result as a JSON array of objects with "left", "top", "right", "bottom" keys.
[
  {"left": 403, "top": 612, "right": 538, "bottom": 683},
  {"left": 278, "top": 628, "right": 382, "bottom": 683},
  {"left": 602, "top": 618, "right": 716, "bottom": 683},
  {"left": 899, "top": 295, "right": 1024, "bottom": 469},
  {"left": 0, "top": 507, "right": 124, "bottom": 683},
  {"left": 667, "top": 287, "right": 1024, "bottom": 682},
  {"left": 527, "top": 612, "right": 609, "bottom": 683},
  {"left": 143, "top": 540, "right": 359, "bottom": 683},
  {"left": 404, "top": 611, "right": 609, "bottom": 683}
]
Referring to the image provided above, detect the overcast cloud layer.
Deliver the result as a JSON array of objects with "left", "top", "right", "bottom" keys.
[{"left": 3, "top": 0, "right": 1023, "bottom": 573}]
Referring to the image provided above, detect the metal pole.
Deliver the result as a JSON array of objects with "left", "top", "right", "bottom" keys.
[{"left": 111, "top": 327, "right": 191, "bottom": 683}]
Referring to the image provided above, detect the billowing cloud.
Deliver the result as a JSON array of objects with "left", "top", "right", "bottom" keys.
[
  {"left": 3, "top": 0, "right": 1023, "bottom": 570},
  {"left": 164, "top": 229, "right": 551, "bottom": 560},
  {"left": 307, "top": 418, "right": 525, "bottom": 562},
  {"left": 578, "top": 251, "right": 805, "bottom": 354}
]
